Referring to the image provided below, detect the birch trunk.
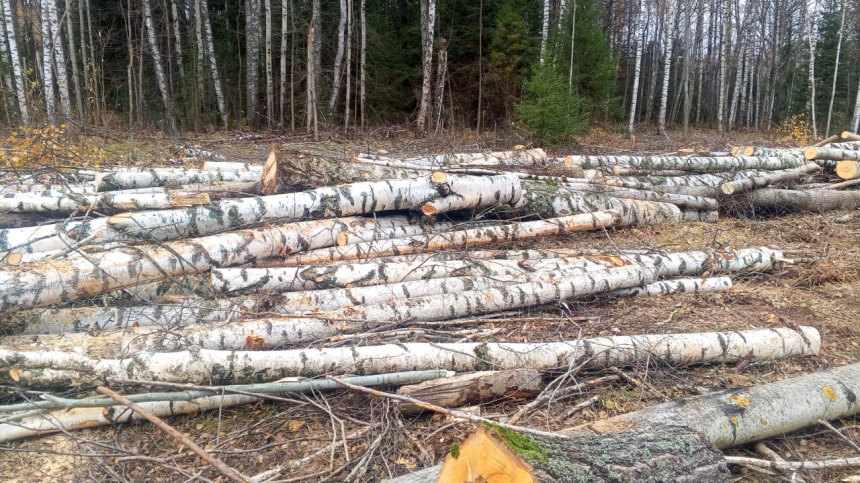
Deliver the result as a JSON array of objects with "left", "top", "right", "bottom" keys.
[
  {"left": 264, "top": 0, "right": 273, "bottom": 127},
  {"left": 104, "top": 173, "right": 523, "bottom": 241},
  {"left": 823, "top": 5, "right": 845, "bottom": 136},
  {"left": 607, "top": 277, "right": 732, "bottom": 298},
  {"left": 416, "top": 0, "right": 435, "bottom": 135},
  {"left": 432, "top": 38, "right": 447, "bottom": 132},
  {"left": 728, "top": 35, "right": 745, "bottom": 130},
  {"left": 561, "top": 183, "right": 718, "bottom": 210},
  {"left": 328, "top": 0, "right": 347, "bottom": 110},
  {"left": 40, "top": 0, "right": 56, "bottom": 124},
  {"left": 743, "top": 146, "right": 803, "bottom": 157},
  {"left": 806, "top": 0, "right": 819, "bottom": 138},
  {"left": 719, "top": 162, "right": 822, "bottom": 194},
  {"left": 273, "top": 212, "right": 621, "bottom": 266},
  {"left": 359, "top": 0, "right": 365, "bottom": 128},
  {"left": 835, "top": 161, "right": 860, "bottom": 180},
  {"left": 717, "top": 0, "right": 729, "bottom": 132},
  {"left": 0, "top": 1, "right": 16, "bottom": 110},
  {"left": 63, "top": 0, "right": 82, "bottom": 122},
  {"left": 3, "top": 0, "right": 27, "bottom": 125},
  {"left": 656, "top": 0, "right": 675, "bottom": 136},
  {"left": 826, "top": 141, "right": 860, "bottom": 150},
  {"left": 171, "top": 0, "right": 185, "bottom": 82},
  {"left": 420, "top": 173, "right": 521, "bottom": 216},
  {"left": 245, "top": 0, "right": 260, "bottom": 126},
  {"left": 193, "top": 0, "right": 205, "bottom": 125},
  {"left": 0, "top": 327, "right": 819, "bottom": 388},
  {"left": 514, "top": 182, "right": 682, "bottom": 227},
  {"left": 0, "top": 217, "right": 399, "bottom": 313},
  {"left": 305, "top": 2, "right": 318, "bottom": 139},
  {"left": 96, "top": 167, "right": 263, "bottom": 190},
  {"left": 278, "top": 0, "right": 287, "bottom": 127},
  {"left": 0, "top": 190, "right": 209, "bottom": 212},
  {"left": 804, "top": 146, "right": 860, "bottom": 162},
  {"left": 566, "top": 155, "right": 805, "bottom": 171},
  {"left": 4, "top": 299, "right": 252, "bottom": 335},
  {"left": 343, "top": 0, "right": 352, "bottom": 129},
  {"left": 627, "top": 0, "right": 644, "bottom": 135},
  {"left": 738, "top": 188, "right": 860, "bottom": 212},
  {"left": 45, "top": 0, "right": 72, "bottom": 121},
  {"left": 200, "top": 0, "right": 227, "bottom": 127},
  {"left": 539, "top": 0, "right": 549, "bottom": 65},
  {"left": 142, "top": 0, "right": 175, "bottom": 130}
]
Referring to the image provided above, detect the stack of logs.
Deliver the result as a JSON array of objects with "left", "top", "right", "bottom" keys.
[{"left": 0, "top": 137, "right": 857, "bottom": 482}]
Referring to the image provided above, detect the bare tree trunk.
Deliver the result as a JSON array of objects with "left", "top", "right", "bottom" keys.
[
  {"left": 289, "top": 0, "right": 295, "bottom": 131},
  {"left": 142, "top": 0, "right": 175, "bottom": 131},
  {"left": 693, "top": 0, "right": 703, "bottom": 126},
  {"left": 627, "top": 0, "right": 644, "bottom": 136},
  {"left": 329, "top": 0, "right": 347, "bottom": 111},
  {"left": 432, "top": 38, "right": 447, "bottom": 133},
  {"left": 360, "top": 0, "right": 365, "bottom": 129},
  {"left": 825, "top": 1, "right": 845, "bottom": 137},
  {"left": 40, "top": 0, "right": 57, "bottom": 124},
  {"left": 657, "top": 0, "right": 675, "bottom": 136},
  {"left": 717, "top": 0, "right": 729, "bottom": 132},
  {"left": 171, "top": 0, "right": 185, "bottom": 82},
  {"left": 279, "top": 0, "right": 287, "bottom": 129},
  {"left": 45, "top": 0, "right": 72, "bottom": 121},
  {"left": 193, "top": 0, "right": 205, "bottom": 129},
  {"left": 728, "top": 34, "right": 745, "bottom": 130},
  {"left": 567, "top": 0, "right": 576, "bottom": 94},
  {"left": 245, "top": 0, "right": 259, "bottom": 127},
  {"left": 306, "top": 14, "right": 318, "bottom": 140},
  {"left": 806, "top": 0, "right": 818, "bottom": 138},
  {"left": 682, "top": 0, "right": 692, "bottom": 137},
  {"left": 264, "top": 0, "right": 273, "bottom": 130},
  {"left": 343, "top": 0, "right": 352, "bottom": 129},
  {"left": 539, "top": 0, "right": 549, "bottom": 65},
  {"left": 200, "top": 0, "right": 227, "bottom": 127},
  {"left": 2, "top": 0, "right": 26, "bottom": 125},
  {"left": 64, "top": 0, "right": 83, "bottom": 122},
  {"left": 476, "top": 0, "right": 482, "bottom": 134},
  {"left": 417, "top": 0, "right": 435, "bottom": 135}
]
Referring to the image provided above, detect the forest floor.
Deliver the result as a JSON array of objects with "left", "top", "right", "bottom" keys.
[{"left": 1, "top": 126, "right": 858, "bottom": 482}]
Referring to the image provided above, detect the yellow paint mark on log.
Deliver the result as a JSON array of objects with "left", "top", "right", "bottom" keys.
[
  {"left": 730, "top": 394, "right": 751, "bottom": 407},
  {"left": 823, "top": 386, "right": 838, "bottom": 402},
  {"left": 760, "top": 419, "right": 768, "bottom": 426},
  {"left": 731, "top": 416, "right": 739, "bottom": 425}
]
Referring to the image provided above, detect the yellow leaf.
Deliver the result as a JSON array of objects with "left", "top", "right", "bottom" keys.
[{"left": 823, "top": 386, "right": 838, "bottom": 402}]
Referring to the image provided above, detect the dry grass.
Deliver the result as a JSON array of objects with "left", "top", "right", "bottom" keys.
[{"left": 1, "top": 127, "right": 859, "bottom": 482}]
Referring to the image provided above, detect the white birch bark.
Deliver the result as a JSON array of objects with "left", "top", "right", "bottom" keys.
[
  {"left": 200, "top": 0, "right": 227, "bottom": 127},
  {"left": 681, "top": 210, "right": 719, "bottom": 222},
  {"left": 740, "top": 188, "right": 860, "bottom": 212},
  {"left": 305, "top": 1, "right": 318, "bottom": 136},
  {"left": 585, "top": 361, "right": 859, "bottom": 449},
  {"left": 628, "top": 0, "right": 644, "bottom": 135},
  {"left": 264, "top": 0, "right": 273, "bottom": 127},
  {"left": 728, "top": 34, "right": 745, "bottom": 129},
  {"left": 201, "top": 161, "right": 262, "bottom": 171},
  {"left": 420, "top": 173, "right": 521, "bottom": 216},
  {"left": 275, "top": 212, "right": 621, "bottom": 266},
  {"left": 561, "top": 183, "right": 718, "bottom": 210},
  {"left": 328, "top": 0, "right": 347, "bottom": 110},
  {"left": 515, "top": 182, "right": 682, "bottom": 227},
  {"left": 5, "top": 299, "right": 253, "bottom": 335},
  {"left": 194, "top": 0, "right": 206, "bottom": 116},
  {"left": 45, "top": 0, "right": 72, "bottom": 121},
  {"left": 565, "top": 155, "right": 805, "bottom": 171},
  {"left": 245, "top": 0, "right": 260, "bottom": 125},
  {"left": 717, "top": 0, "right": 729, "bottom": 132},
  {"left": 142, "top": 0, "right": 175, "bottom": 130},
  {"left": 720, "top": 163, "right": 821, "bottom": 194},
  {"left": 826, "top": 141, "right": 860, "bottom": 151},
  {"left": 0, "top": 217, "right": 399, "bottom": 313},
  {"left": 63, "top": 0, "right": 83, "bottom": 122},
  {"left": 825, "top": 2, "right": 845, "bottom": 137},
  {"left": 96, "top": 167, "right": 263, "bottom": 190},
  {"left": 171, "top": 0, "right": 185, "bottom": 82},
  {"left": 607, "top": 277, "right": 732, "bottom": 298},
  {"left": 804, "top": 147, "right": 860, "bottom": 162},
  {"left": 657, "top": 0, "right": 675, "bottom": 136},
  {"left": 335, "top": 221, "right": 456, "bottom": 246},
  {"left": 40, "top": 0, "right": 57, "bottom": 124},
  {"left": 359, "top": 0, "right": 365, "bottom": 128},
  {"left": 0, "top": 190, "right": 209, "bottom": 212},
  {"left": 0, "top": 327, "right": 819, "bottom": 388},
  {"left": 432, "top": 38, "right": 447, "bottom": 132},
  {"left": 104, "top": 174, "right": 524, "bottom": 241},
  {"left": 807, "top": 0, "right": 819, "bottom": 138},
  {"left": 416, "top": 0, "right": 435, "bottom": 135},
  {"left": 743, "top": 147, "right": 804, "bottom": 157},
  {"left": 0, "top": 1, "right": 13, "bottom": 114},
  {"left": 3, "top": 0, "right": 27, "bottom": 125},
  {"left": 539, "top": 0, "right": 550, "bottom": 65},
  {"left": 343, "top": 0, "right": 352, "bottom": 129}
]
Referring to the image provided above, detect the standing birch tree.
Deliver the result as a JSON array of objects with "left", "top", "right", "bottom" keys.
[
  {"left": 141, "top": 0, "right": 175, "bottom": 130},
  {"left": 416, "top": 0, "right": 435, "bottom": 135},
  {"left": 329, "top": 0, "right": 347, "bottom": 110},
  {"left": 657, "top": 0, "right": 675, "bottom": 136},
  {"left": 246, "top": 0, "right": 261, "bottom": 127},
  {"left": 627, "top": 0, "right": 644, "bottom": 136}
]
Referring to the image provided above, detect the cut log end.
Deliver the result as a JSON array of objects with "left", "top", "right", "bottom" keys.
[
  {"left": 803, "top": 147, "right": 818, "bottom": 160},
  {"left": 720, "top": 183, "right": 737, "bottom": 195},
  {"left": 438, "top": 426, "right": 537, "bottom": 483},
  {"left": 106, "top": 212, "right": 135, "bottom": 226},
  {"left": 261, "top": 146, "right": 278, "bottom": 195},
  {"left": 842, "top": 131, "right": 860, "bottom": 142},
  {"left": 836, "top": 161, "right": 860, "bottom": 180},
  {"left": 169, "top": 192, "right": 211, "bottom": 207},
  {"left": 743, "top": 146, "right": 756, "bottom": 156},
  {"left": 430, "top": 172, "right": 448, "bottom": 184},
  {"left": 5, "top": 252, "right": 22, "bottom": 266},
  {"left": 335, "top": 232, "right": 350, "bottom": 246},
  {"left": 420, "top": 203, "right": 438, "bottom": 217}
]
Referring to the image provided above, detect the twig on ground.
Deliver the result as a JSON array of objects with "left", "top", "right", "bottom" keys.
[
  {"left": 818, "top": 418, "right": 860, "bottom": 454},
  {"left": 724, "top": 454, "right": 860, "bottom": 471},
  {"left": 507, "top": 374, "right": 618, "bottom": 425},
  {"left": 558, "top": 395, "right": 600, "bottom": 422},
  {"left": 609, "top": 367, "right": 670, "bottom": 402},
  {"left": 95, "top": 386, "right": 249, "bottom": 483}
]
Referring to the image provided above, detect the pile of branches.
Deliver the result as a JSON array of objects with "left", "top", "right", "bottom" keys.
[{"left": 0, "top": 137, "right": 857, "bottom": 482}]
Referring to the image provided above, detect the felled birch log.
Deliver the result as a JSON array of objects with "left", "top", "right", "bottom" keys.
[
  {"left": 835, "top": 161, "right": 860, "bottom": 180},
  {"left": 106, "top": 173, "right": 519, "bottom": 242},
  {"left": 420, "top": 173, "right": 522, "bottom": 216},
  {"left": 719, "top": 162, "right": 822, "bottom": 195},
  {"left": 841, "top": 131, "right": 860, "bottom": 141},
  {"left": 397, "top": 370, "right": 542, "bottom": 415},
  {"left": 579, "top": 361, "right": 860, "bottom": 449},
  {"left": 0, "top": 213, "right": 61, "bottom": 230},
  {"left": 803, "top": 146, "right": 860, "bottom": 162},
  {"left": 611, "top": 167, "right": 689, "bottom": 176},
  {"left": 4, "top": 265, "right": 657, "bottom": 355},
  {"left": 0, "top": 183, "right": 96, "bottom": 194},
  {"left": 201, "top": 161, "right": 262, "bottom": 171},
  {"left": 566, "top": 155, "right": 806, "bottom": 171},
  {"left": 561, "top": 183, "right": 718, "bottom": 210},
  {"left": 598, "top": 170, "right": 775, "bottom": 197},
  {"left": 335, "top": 220, "right": 457, "bottom": 246},
  {"left": 2, "top": 299, "right": 253, "bottom": 335},
  {"left": 424, "top": 426, "right": 729, "bottom": 483},
  {"left": 742, "top": 146, "right": 803, "bottom": 157},
  {"left": 0, "top": 190, "right": 210, "bottom": 212},
  {"left": 0, "top": 217, "right": 406, "bottom": 314},
  {"left": 401, "top": 149, "right": 547, "bottom": 167},
  {"left": 737, "top": 188, "right": 860, "bottom": 213},
  {"left": 0, "top": 327, "right": 819, "bottom": 388},
  {"left": 0, "top": 371, "right": 444, "bottom": 442},
  {"left": 95, "top": 167, "right": 263, "bottom": 191},
  {"left": 826, "top": 141, "right": 860, "bottom": 150},
  {"left": 682, "top": 211, "right": 719, "bottom": 222},
  {"left": 815, "top": 134, "right": 842, "bottom": 146},
  {"left": 514, "top": 181, "right": 681, "bottom": 226},
  {"left": 266, "top": 212, "right": 621, "bottom": 266},
  {"left": 606, "top": 277, "right": 732, "bottom": 298},
  {"left": 279, "top": 155, "right": 429, "bottom": 188}
]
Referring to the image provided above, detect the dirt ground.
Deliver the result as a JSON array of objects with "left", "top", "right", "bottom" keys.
[{"left": 1, "top": 126, "right": 859, "bottom": 482}]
